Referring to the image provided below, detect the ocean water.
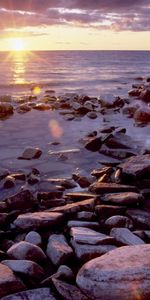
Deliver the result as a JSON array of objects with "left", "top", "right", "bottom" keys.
[
  {"left": 0, "top": 50, "right": 150, "bottom": 199},
  {"left": 0, "top": 50, "right": 150, "bottom": 97}
]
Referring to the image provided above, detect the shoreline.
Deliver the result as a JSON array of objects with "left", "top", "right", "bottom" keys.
[{"left": 0, "top": 81, "right": 150, "bottom": 298}]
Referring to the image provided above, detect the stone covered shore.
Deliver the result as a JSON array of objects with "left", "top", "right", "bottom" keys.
[{"left": 0, "top": 79, "right": 150, "bottom": 299}]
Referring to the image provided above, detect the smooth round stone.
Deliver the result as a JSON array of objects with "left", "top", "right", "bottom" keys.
[
  {"left": 25, "top": 231, "right": 42, "bottom": 246},
  {"left": 76, "top": 244, "right": 150, "bottom": 300}
]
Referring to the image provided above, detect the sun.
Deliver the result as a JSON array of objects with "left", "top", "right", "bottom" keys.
[{"left": 9, "top": 38, "right": 26, "bottom": 51}]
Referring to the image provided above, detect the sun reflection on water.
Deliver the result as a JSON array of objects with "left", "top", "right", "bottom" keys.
[{"left": 11, "top": 51, "right": 29, "bottom": 85}]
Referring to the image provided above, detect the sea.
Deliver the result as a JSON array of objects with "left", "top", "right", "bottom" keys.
[
  {"left": 0, "top": 50, "right": 150, "bottom": 199},
  {"left": 0, "top": 50, "right": 150, "bottom": 98}
]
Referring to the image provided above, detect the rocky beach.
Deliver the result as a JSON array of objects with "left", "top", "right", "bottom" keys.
[{"left": 0, "top": 74, "right": 149, "bottom": 299}]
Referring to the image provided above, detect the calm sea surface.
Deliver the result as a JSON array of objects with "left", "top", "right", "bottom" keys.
[{"left": 0, "top": 50, "right": 150, "bottom": 97}]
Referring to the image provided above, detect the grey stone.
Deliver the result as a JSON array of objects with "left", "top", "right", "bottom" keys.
[
  {"left": 71, "top": 240, "right": 116, "bottom": 262},
  {"left": 1, "top": 288, "right": 57, "bottom": 300},
  {"left": 89, "top": 182, "right": 137, "bottom": 193},
  {"left": 119, "top": 154, "right": 150, "bottom": 179},
  {"left": 102, "top": 192, "right": 143, "bottom": 205},
  {"left": 14, "top": 211, "right": 63, "bottom": 230},
  {"left": 0, "top": 263, "right": 25, "bottom": 298},
  {"left": 110, "top": 227, "right": 145, "bottom": 245},
  {"left": 7, "top": 241, "right": 46, "bottom": 263},
  {"left": 52, "top": 278, "right": 89, "bottom": 300},
  {"left": 46, "top": 234, "right": 73, "bottom": 266},
  {"left": 25, "top": 231, "right": 42, "bottom": 246},
  {"left": 70, "top": 227, "right": 115, "bottom": 245},
  {"left": 76, "top": 244, "right": 150, "bottom": 300},
  {"left": 2, "top": 260, "right": 44, "bottom": 282},
  {"left": 127, "top": 209, "right": 150, "bottom": 229},
  {"left": 105, "top": 215, "right": 133, "bottom": 229}
]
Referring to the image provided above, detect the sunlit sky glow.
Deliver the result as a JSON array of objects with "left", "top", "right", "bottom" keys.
[{"left": 0, "top": 0, "right": 150, "bottom": 51}]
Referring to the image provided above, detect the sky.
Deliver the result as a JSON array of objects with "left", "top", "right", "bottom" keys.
[{"left": 0, "top": 0, "right": 150, "bottom": 51}]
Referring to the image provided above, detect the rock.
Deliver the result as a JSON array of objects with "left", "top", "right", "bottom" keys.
[
  {"left": 134, "top": 107, "right": 150, "bottom": 124},
  {"left": 119, "top": 154, "right": 150, "bottom": 179},
  {"left": 46, "top": 234, "right": 73, "bottom": 266},
  {"left": 7, "top": 241, "right": 47, "bottom": 263},
  {"left": 0, "top": 168, "right": 10, "bottom": 180},
  {"left": 6, "top": 190, "right": 36, "bottom": 210},
  {"left": 140, "top": 87, "right": 150, "bottom": 103},
  {"left": 37, "top": 190, "right": 63, "bottom": 201},
  {"left": 91, "top": 166, "right": 113, "bottom": 179},
  {"left": 0, "top": 103, "right": 13, "bottom": 117},
  {"left": 17, "top": 104, "right": 31, "bottom": 113},
  {"left": 122, "top": 105, "right": 138, "bottom": 117},
  {"left": 1, "top": 288, "right": 57, "bottom": 300},
  {"left": 18, "top": 147, "right": 42, "bottom": 159},
  {"left": 105, "top": 132, "right": 135, "bottom": 149},
  {"left": 99, "top": 94, "right": 124, "bottom": 108},
  {"left": 95, "top": 205, "right": 126, "bottom": 219},
  {"left": 71, "top": 240, "right": 116, "bottom": 262},
  {"left": 67, "top": 221, "right": 100, "bottom": 230},
  {"left": 64, "top": 192, "right": 96, "bottom": 201},
  {"left": 25, "top": 231, "right": 42, "bottom": 246},
  {"left": 110, "top": 227, "right": 145, "bottom": 245},
  {"left": 85, "top": 136, "right": 102, "bottom": 151},
  {"left": 0, "top": 213, "right": 8, "bottom": 228},
  {"left": 89, "top": 182, "right": 137, "bottom": 194},
  {"left": 104, "top": 215, "right": 133, "bottom": 229},
  {"left": 52, "top": 278, "right": 90, "bottom": 300},
  {"left": 11, "top": 173, "right": 26, "bottom": 181},
  {"left": 101, "top": 192, "right": 143, "bottom": 205},
  {"left": 27, "top": 174, "right": 40, "bottom": 185},
  {"left": 14, "top": 211, "right": 63, "bottom": 230},
  {"left": 127, "top": 209, "right": 150, "bottom": 229},
  {"left": 87, "top": 112, "right": 97, "bottom": 119},
  {"left": 33, "top": 103, "right": 51, "bottom": 110},
  {"left": 2, "top": 260, "right": 44, "bottom": 282},
  {"left": 3, "top": 176, "right": 15, "bottom": 189},
  {"left": 72, "top": 174, "right": 91, "bottom": 188},
  {"left": 55, "top": 265, "right": 74, "bottom": 281},
  {"left": 48, "top": 198, "right": 96, "bottom": 215},
  {"left": 76, "top": 244, "right": 150, "bottom": 300},
  {"left": 128, "top": 88, "right": 140, "bottom": 97},
  {"left": 0, "top": 263, "right": 25, "bottom": 298},
  {"left": 76, "top": 211, "right": 96, "bottom": 221},
  {"left": 70, "top": 227, "right": 115, "bottom": 245}
]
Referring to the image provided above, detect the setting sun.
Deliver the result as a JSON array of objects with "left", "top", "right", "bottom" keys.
[{"left": 9, "top": 38, "right": 26, "bottom": 51}]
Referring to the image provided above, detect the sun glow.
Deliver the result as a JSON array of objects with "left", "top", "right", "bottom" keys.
[{"left": 9, "top": 38, "right": 26, "bottom": 51}]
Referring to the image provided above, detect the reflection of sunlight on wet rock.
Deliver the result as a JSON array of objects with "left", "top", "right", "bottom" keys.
[{"left": 49, "top": 119, "right": 63, "bottom": 138}]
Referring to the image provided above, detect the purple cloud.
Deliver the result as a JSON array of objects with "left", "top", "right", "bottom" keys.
[{"left": 0, "top": 0, "right": 150, "bottom": 33}]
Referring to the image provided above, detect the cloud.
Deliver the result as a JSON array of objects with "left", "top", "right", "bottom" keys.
[{"left": 0, "top": 0, "right": 150, "bottom": 35}]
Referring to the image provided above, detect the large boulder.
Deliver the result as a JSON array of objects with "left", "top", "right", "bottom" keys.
[
  {"left": 119, "top": 154, "right": 150, "bottom": 179},
  {"left": 76, "top": 244, "right": 150, "bottom": 300},
  {"left": 0, "top": 263, "right": 25, "bottom": 298}
]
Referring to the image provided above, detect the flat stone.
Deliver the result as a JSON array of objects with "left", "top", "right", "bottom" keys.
[
  {"left": 18, "top": 147, "right": 42, "bottom": 160},
  {"left": 64, "top": 192, "right": 96, "bottom": 201},
  {"left": 6, "top": 190, "right": 36, "bottom": 210},
  {"left": 89, "top": 182, "right": 137, "bottom": 194},
  {"left": 71, "top": 240, "right": 116, "bottom": 262},
  {"left": 67, "top": 221, "right": 100, "bottom": 230},
  {"left": 127, "top": 209, "right": 150, "bottom": 229},
  {"left": 52, "top": 278, "right": 90, "bottom": 300},
  {"left": 7, "top": 241, "right": 47, "bottom": 263},
  {"left": 101, "top": 192, "right": 143, "bottom": 205},
  {"left": 1, "top": 288, "right": 57, "bottom": 300},
  {"left": 14, "top": 211, "right": 63, "bottom": 230},
  {"left": 70, "top": 227, "right": 115, "bottom": 245},
  {"left": 0, "top": 263, "right": 25, "bottom": 298},
  {"left": 76, "top": 244, "right": 150, "bottom": 300},
  {"left": 105, "top": 132, "right": 135, "bottom": 149},
  {"left": 110, "top": 227, "right": 145, "bottom": 245},
  {"left": 105, "top": 215, "right": 133, "bottom": 229},
  {"left": 2, "top": 260, "right": 44, "bottom": 282},
  {"left": 46, "top": 234, "right": 73, "bottom": 266},
  {"left": 85, "top": 136, "right": 102, "bottom": 152},
  {"left": 48, "top": 198, "right": 95, "bottom": 215},
  {"left": 119, "top": 154, "right": 150, "bottom": 179},
  {"left": 95, "top": 205, "right": 126, "bottom": 219}
]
